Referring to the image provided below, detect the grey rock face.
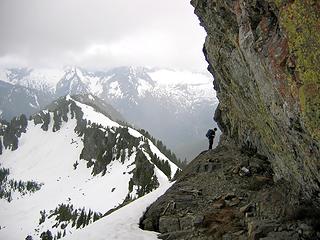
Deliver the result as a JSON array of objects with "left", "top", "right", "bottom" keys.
[
  {"left": 159, "top": 216, "right": 180, "bottom": 233},
  {"left": 140, "top": 1, "right": 320, "bottom": 238},
  {"left": 190, "top": 0, "right": 320, "bottom": 201}
]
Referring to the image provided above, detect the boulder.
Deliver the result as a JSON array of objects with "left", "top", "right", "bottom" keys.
[
  {"left": 248, "top": 220, "right": 279, "bottom": 240},
  {"left": 159, "top": 216, "right": 180, "bottom": 233},
  {"left": 179, "top": 215, "right": 194, "bottom": 230},
  {"left": 260, "top": 231, "right": 299, "bottom": 240}
]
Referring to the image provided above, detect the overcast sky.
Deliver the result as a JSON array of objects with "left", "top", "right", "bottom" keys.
[{"left": 0, "top": 0, "right": 208, "bottom": 72}]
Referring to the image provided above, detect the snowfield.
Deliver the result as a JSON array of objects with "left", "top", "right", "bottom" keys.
[
  {"left": 64, "top": 182, "right": 173, "bottom": 240},
  {"left": 0, "top": 97, "right": 178, "bottom": 240}
]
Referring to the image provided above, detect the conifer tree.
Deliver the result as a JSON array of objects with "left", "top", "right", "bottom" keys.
[
  {"left": 41, "top": 112, "right": 50, "bottom": 131},
  {"left": 39, "top": 210, "right": 46, "bottom": 224},
  {"left": 0, "top": 137, "right": 2, "bottom": 155},
  {"left": 52, "top": 111, "right": 62, "bottom": 132},
  {"left": 19, "top": 114, "right": 28, "bottom": 132},
  {"left": 40, "top": 230, "right": 53, "bottom": 240},
  {"left": 76, "top": 208, "right": 85, "bottom": 229},
  {"left": 87, "top": 209, "right": 92, "bottom": 225}
]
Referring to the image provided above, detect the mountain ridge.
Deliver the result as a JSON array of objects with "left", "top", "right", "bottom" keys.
[
  {"left": 0, "top": 94, "right": 179, "bottom": 240},
  {"left": 0, "top": 66, "right": 218, "bottom": 161}
]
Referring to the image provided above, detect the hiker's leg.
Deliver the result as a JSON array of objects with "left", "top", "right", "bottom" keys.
[{"left": 209, "top": 139, "right": 213, "bottom": 149}]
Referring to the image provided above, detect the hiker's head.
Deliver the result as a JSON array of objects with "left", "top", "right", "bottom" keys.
[{"left": 214, "top": 128, "right": 217, "bottom": 131}]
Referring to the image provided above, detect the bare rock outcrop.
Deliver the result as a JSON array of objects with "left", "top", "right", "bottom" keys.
[
  {"left": 191, "top": 0, "right": 320, "bottom": 199},
  {"left": 140, "top": 0, "right": 320, "bottom": 239}
]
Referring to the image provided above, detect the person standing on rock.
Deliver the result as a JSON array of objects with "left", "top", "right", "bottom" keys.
[{"left": 206, "top": 128, "right": 217, "bottom": 150}]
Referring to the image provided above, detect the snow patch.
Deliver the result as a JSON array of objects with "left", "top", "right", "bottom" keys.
[
  {"left": 28, "top": 103, "right": 37, "bottom": 108},
  {"left": 72, "top": 98, "right": 120, "bottom": 128},
  {"left": 108, "top": 81, "right": 123, "bottom": 98},
  {"left": 88, "top": 94, "right": 95, "bottom": 101},
  {"left": 87, "top": 76, "right": 103, "bottom": 96},
  {"left": 0, "top": 69, "right": 9, "bottom": 83},
  {"left": 137, "top": 78, "right": 153, "bottom": 97}
]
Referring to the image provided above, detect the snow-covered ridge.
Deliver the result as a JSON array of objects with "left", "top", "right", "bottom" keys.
[
  {"left": 0, "top": 66, "right": 215, "bottom": 100},
  {"left": 0, "top": 68, "right": 64, "bottom": 93},
  {"left": 70, "top": 96, "right": 178, "bottom": 179},
  {"left": 0, "top": 96, "right": 179, "bottom": 240}
]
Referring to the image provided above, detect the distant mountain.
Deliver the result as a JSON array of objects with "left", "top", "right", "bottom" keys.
[
  {"left": 0, "top": 95, "right": 179, "bottom": 240},
  {"left": 100, "top": 67, "right": 219, "bottom": 161},
  {"left": 0, "top": 80, "right": 54, "bottom": 120},
  {"left": 0, "top": 68, "right": 63, "bottom": 94},
  {"left": 55, "top": 68, "right": 91, "bottom": 97},
  {"left": 0, "top": 66, "right": 218, "bottom": 160}
]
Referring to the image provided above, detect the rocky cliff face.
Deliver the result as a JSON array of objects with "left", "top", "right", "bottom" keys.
[
  {"left": 140, "top": 0, "right": 320, "bottom": 239},
  {"left": 192, "top": 0, "right": 320, "bottom": 200}
]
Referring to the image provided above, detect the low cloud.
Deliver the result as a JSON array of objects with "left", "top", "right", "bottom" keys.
[{"left": 0, "top": 0, "right": 207, "bottom": 72}]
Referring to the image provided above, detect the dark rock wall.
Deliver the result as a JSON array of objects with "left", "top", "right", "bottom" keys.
[{"left": 190, "top": 0, "right": 320, "bottom": 200}]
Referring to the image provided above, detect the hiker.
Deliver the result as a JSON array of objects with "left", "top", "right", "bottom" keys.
[{"left": 206, "top": 128, "right": 217, "bottom": 150}]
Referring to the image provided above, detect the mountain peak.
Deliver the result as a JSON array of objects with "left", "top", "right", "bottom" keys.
[{"left": 56, "top": 68, "right": 89, "bottom": 97}]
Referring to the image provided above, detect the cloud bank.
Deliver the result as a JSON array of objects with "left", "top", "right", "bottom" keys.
[{"left": 0, "top": 0, "right": 207, "bottom": 72}]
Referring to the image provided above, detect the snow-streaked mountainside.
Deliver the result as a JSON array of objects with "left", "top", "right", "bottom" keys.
[
  {"left": 0, "top": 66, "right": 218, "bottom": 160},
  {"left": 0, "top": 95, "right": 179, "bottom": 240},
  {"left": 0, "top": 80, "right": 55, "bottom": 121},
  {"left": 0, "top": 68, "right": 64, "bottom": 94},
  {"left": 0, "top": 67, "right": 215, "bottom": 105},
  {"left": 0, "top": 67, "right": 214, "bottom": 99}
]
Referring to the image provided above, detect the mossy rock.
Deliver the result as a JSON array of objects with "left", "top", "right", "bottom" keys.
[{"left": 276, "top": 0, "right": 320, "bottom": 140}]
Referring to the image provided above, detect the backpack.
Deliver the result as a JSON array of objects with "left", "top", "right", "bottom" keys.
[{"left": 206, "top": 129, "right": 214, "bottom": 138}]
